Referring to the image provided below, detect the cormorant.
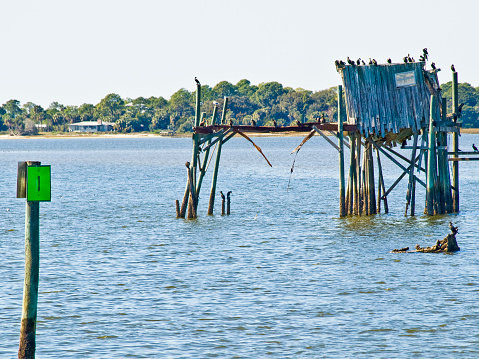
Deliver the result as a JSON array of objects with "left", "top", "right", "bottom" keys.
[
  {"left": 451, "top": 64, "right": 456, "bottom": 72},
  {"left": 272, "top": 119, "right": 277, "bottom": 127},
  {"left": 195, "top": 77, "right": 200, "bottom": 85},
  {"left": 423, "top": 48, "right": 428, "bottom": 60},
  {"left": 431, "top": 62, "right": 436, "bottom": 70},
  {"left": 449, "top": 222, "right": 458, "bottom": 234},
  {"left": 347, "top": 57, "right": 355, "bottom": 65},
  {"left": 227, "top": 191, "right": 232, "bottom": 199},
  {"left": 387, "top": 58, "right": 392, "bottom": 64},
  {"left": 251, "top": 119, "right": 256, "bottom": 127},
  {"left": 361, "top": 59, "right": 366, "bottom": 65},
  {"left": 356, "top": 58, "right": 361, "bottom": 65},
  {"left": 403, "top": 57, "right": 408, "bottom": 63},
  {"left": 220, "top": 191, "right": 225, "bottom": 200},
  {"left": 473, "top": 144, "right": 478, "bottom": 152},
  {"left": 369, "top": 58, "right": 373, "bottom": 65},
  {"left": 372, "top": 58, "right": 377, "bottom": 65},
  {"left": 457, "top": 103, "right": 464, "bottom": 117},
  {"left": 321, "top": 113, "right": 326, "bottom": 123}
]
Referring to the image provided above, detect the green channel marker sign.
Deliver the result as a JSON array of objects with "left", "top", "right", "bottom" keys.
[{"left": 27, "top": 165, "right": 51, "bottom": 202}]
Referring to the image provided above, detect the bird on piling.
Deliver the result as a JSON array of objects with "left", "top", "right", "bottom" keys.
[
  {"left": 199, "top": 119, "right": 206, "bottom": 126},
  {"left": 195, "top": 77, "right": 200, "bottom": 85},
  {"left": 387, "top": 58, "right": 392, "bottom": 64},
  {"left": 272, "top": 119, "right": 277, "bottom": 127},
  {"left": 220, "top": 191, "right": 225, "bottom": 200},
  {"left": 227, "top": 191, "right": 232, "bottom": 199},
  {"left": 473, "top": 144, "right": 479, "bottom": 152},
  {"left": 431, "top": 62, "right": 436, "bottom": 70},
  {"left": 251, "top": 119, "right": 256, "bottom": 127},
  {"left": 457, "top": 103, "right": 464, "bottom": 117},
  {"left": 369, "top": 58, "right": 373, "bottom": 65},
  {"left": 321, "top": 113, "right": 326, "bottom": 123},
  {"left": 229, "top": 119, "right": 234, "bottom": 128},
  {"left": 451, "top": 64, "right": 456, "bottom": 72},
  {"left": 419, "top": 54, "right": 425, "bottom": 62}
]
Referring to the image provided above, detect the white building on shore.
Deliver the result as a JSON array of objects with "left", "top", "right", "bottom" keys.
[{"left": 69, "top": 120, "right": 115, "bottom": 132}]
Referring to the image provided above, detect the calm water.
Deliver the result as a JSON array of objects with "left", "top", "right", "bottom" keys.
[{"left": 1, "top": 135, "right": 478, "bottom": 358}]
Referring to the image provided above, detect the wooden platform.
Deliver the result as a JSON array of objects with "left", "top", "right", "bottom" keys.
[{"left": 194, "top": 121, "right": 357, "bottom": 134}]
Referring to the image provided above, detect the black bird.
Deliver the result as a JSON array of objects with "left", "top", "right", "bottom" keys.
[
  {"left": 361, "top": 59, "right": 366, "bottom": 65},
  {"left": 199, "top": 119, "right": 206, "bottom": 126},
  {"left": 457, "top": 103, "right": 464, "bottom": 117},
  {"left": 387, "top": 58, "right": 392, "bottom": 64},
  {"left": 251, "top": 119, "right": 256, "bottom": 127},
  {"left": 195, "top": 77, "right": 200, "bottom": 85},
  {"left": 419, "top": 55, "right": 425, "bottom": 62},
  {"left": 431, "top": 62, "right": 436, "bottom": 70},
  {"left": 227, "top": 191, "right": 232, "bottom": 199},
  {"left": 347, "top": 57, "right": 355, "bottom": 65},
  {"left": 272, "top": 119, "right": 277, "bottom": 127},
  {"left": 473, "top": 144, "right": 478, "bottom": 152},
  {"left": 403, "top": 56, "right": 408, "bottom": 63},
  {"left": 220, "top": 191, "right": 225, "bottom": 200},
  {"left": 369, "top": 58, "right": 373, "bottom": 65},
  {"left": 451, "top": 64, "right": 456, "bottom": 72},
  {"left": 372, "top": 58, "right": 377, "bottom": 65},
  {"left": 449, "top": 222, "right": 458, "bottom": 234},
  {"left": 423, "top": 48, "right": 428, "bottom": 60},
  {"left": 356, "top": 58, "right": 361, "bottom": 65},
  {"left": 229, "top": 119, "right": 233, "bottom": 127},
  {"left": 321, "top": 113, "right": 326, "bottom": 123}
]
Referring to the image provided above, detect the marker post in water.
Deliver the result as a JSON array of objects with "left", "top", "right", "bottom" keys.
[{"left": 17, "top": 161, "right": 51, "bottom": 359}]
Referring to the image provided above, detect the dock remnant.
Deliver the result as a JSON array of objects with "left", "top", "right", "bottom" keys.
[{"left": 391, "top": 223, "right": 460, "bottom": 253}]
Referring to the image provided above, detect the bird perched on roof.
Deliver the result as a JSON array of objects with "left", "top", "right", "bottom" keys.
[
  {"left": 451, "top": 64, "right": 456, "bottom": 72},
  {"left": 449, "top": 222, "right": 458, "bottom": 234},
  {"left": 356, "top": 58, "right": 361, "bottom": 65},
  {"left": 403, "top": 56, "right": 408, "bottom": 63},
  {"left": 335, "top": 60, "right": 346, "bottom": 69},
  {"left": 423, "top": 48, "right": 428, "bottom": 60},
  {"left": 387, "top": 58, "right": 392, "bottom": 64},
  {"left": 347, "top": 57, "right": 355, "bottom": 65},
  {"left": 431, "top": 62, "right": 436, "bottom": 70},
  {"left": 473, "top": 143, "right": 478, "bottom": 152},
  {"left": 368, "top": 58, "right": 373, "bottom": 65},
  {"left": 195, "top": 77, "right": 200, "bottom": 85},
  {"left": 361, "top": 59, "right": 366, "bottom": 65},
  {"left": 372, "top": 58, "right": 377, "bottom": 65},
  {"left": 419, "top": 54, "right": 425, "bottom": 62}
]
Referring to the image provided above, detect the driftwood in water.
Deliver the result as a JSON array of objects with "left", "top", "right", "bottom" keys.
[{"left": 391, "top": 223, "right": 460, "bottom": 253}]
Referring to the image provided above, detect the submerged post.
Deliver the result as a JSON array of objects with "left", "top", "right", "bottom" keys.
[
  {"left": 337, "top": 85, "right": 346, "bottom": 217},
  {"left": 452, "top": 70, "right": 459, "bottom": 212}
]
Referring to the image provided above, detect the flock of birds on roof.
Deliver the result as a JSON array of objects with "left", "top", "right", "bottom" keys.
[{"left": 335, "top": 48, "right": 457, "bottom": 73}]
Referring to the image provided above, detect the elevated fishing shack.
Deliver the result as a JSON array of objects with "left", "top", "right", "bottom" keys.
[{"left": 176, "top": 60, "right": 475, "bottom": 219}]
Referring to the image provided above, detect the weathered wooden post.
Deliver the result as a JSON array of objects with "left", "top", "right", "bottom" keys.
[
  {"left": 405, "top": 132, "right": 419, "bottom": 216},
  {"left": 452, "top": 70, "right": 459, "bottom": 212},
  {"left": 426, "top": 95, "right": 437, "bottom": 215},
  {"left": 226, "top": 191, "right": 231, "bottom": 215},
  {"left": 337, "top": 85, "right": 346, "bottom": 217},
  {"left": 220, "top": 191, "right": 226, "bottom": 215},
  {"left": 207, "top": 97, "right": 228, "bottom": 215},
  {"left": 17, "top": 161, "right": 51, "bottom": 359}
]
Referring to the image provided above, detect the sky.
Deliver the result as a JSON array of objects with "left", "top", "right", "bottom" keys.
[{"left": 1, "top": 0, "right": 477, "bottom": 108}]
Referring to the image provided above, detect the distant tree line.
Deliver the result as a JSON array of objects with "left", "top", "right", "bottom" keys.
[{"left": 1, "top": 79, "right": 478, "bottom": 135}]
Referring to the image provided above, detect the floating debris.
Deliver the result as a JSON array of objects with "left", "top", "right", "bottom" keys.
[{"left": 391, "top": 224, "right": 460, "bottom": 253}]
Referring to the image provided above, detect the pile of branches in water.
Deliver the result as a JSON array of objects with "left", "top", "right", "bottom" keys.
[{"left": 391, "top": 223, "right": 460, "bottom": 253}]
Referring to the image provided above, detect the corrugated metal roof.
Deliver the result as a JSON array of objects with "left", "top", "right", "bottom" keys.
[{"left": 337, "top": 62, "right": 440, "bottom": 138}]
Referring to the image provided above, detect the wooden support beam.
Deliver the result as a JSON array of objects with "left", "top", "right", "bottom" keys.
[
  {"left": 312, "top": 126, "right": 340, "bottom": 152},
  {"left": 405, "top": 132, "right": 419, "bottom": 216}
]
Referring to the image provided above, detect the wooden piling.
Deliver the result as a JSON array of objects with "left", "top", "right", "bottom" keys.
[
  {"left": 220, "top": 191, "right": 226, "bottom": 215},
  {"left": 18, "top": 161, "right": 41, "bottom": 359},
  {"left": 207, "top": 98, "right": 228, "bottom": 215},
  {"left": 452, "top": 71, "right": 459, "bottom": 212},
  {"left": 426, "top": 95, "right": 437, "bottom": 215},
  {"left": 227, "top": 191, "right": 231, "bottom": 215},
  {"left": 175, "top": 200, "right": 180, "bottom": 217},
  {"left": 405, "top": 132, "right": 418, "bottom": 215},
  {"left": 337, "top": 85, "right": 346, "bottom": 217}
]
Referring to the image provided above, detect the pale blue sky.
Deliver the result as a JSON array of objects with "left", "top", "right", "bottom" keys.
[{"left": 1, "top": 0, "right": 477, "bottom": 108}]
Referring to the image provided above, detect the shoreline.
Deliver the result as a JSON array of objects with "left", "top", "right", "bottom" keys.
[{"left": 1, "top": 128, "right": 479, "bottom": 140}]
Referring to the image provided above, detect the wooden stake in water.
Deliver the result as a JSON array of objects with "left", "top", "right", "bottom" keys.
[
  {"left": 337, "top": 85, "right": 346, "bottom": 217},
  {"left": 452, "top": 70, "right": 459, "bottom": 212}
]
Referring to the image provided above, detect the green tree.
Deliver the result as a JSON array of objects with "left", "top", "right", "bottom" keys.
[
  {"left": 254, "top": 82, "right": 284, "bottom": 107},
  {"left": 95, "top": 93, "right": 125, "bottom": 123},
  {"left": 212, "top": 81, "right": 236, "bottom": 98}
]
